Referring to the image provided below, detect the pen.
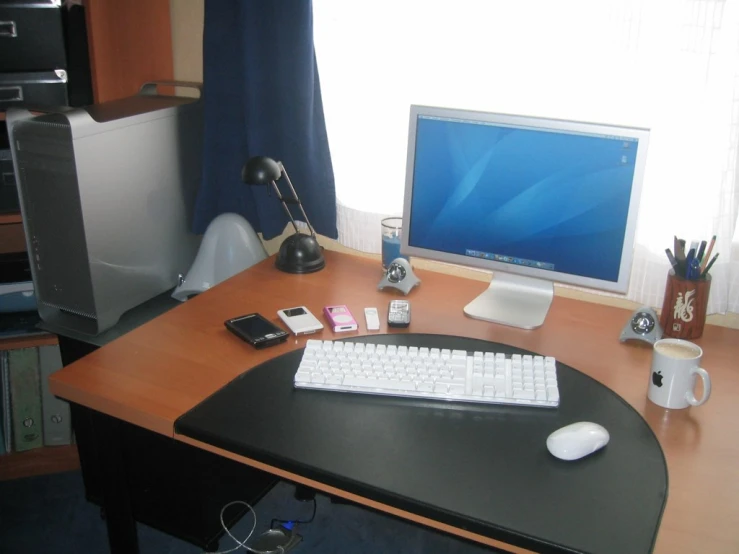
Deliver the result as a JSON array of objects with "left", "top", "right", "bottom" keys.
[
  {"left": 684, "top": 245, "right": 696, "bottom": 279},
  {"left": 701, "top": 253, "right": 719, "bottom": 277},
  {"left": 676, "top": 239, "right": 686, "bottom": 261},
  {"left": 696, "top": 240, "right": 707, "bottom": 263},
  {"left": 700, "top": 235, "right": 716, "bottom": 273},
  {"left": 687, "top": 257, "right": 701, "bottom": 280}
]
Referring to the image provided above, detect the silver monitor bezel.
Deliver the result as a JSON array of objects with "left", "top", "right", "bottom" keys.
[{"left": 401, "top": 104, "right": 650, "bottom": 294}]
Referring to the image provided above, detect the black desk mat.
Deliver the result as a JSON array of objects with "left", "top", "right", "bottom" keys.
[{"left": 176, "top": 334, "right": 667, "bottom": 554}]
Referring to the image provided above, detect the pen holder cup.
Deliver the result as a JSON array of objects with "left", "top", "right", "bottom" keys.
[{"left": 659, "top": 271, "right": 711, "bottom": 340}]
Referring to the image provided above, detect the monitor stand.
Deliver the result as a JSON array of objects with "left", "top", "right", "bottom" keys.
[{"left": 463, "top": 272, "right": 554, "bottom": 329}]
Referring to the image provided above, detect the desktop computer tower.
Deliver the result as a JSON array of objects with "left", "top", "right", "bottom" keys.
[{"left": 6, "top": 83, "right": 203, "bottom": 335}]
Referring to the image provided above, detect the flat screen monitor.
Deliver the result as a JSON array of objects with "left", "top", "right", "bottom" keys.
[{"left": 401, "top": 105, "right": 650, "bottom": 329}]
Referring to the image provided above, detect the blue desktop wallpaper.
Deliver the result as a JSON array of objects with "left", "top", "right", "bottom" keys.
[{"left": 408, "top": 117, "right": 639, "bottom": 282}]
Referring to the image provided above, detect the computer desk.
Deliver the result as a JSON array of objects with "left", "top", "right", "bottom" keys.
[{"left": 49, "top": 250, "right": 739, "bottom": 554}]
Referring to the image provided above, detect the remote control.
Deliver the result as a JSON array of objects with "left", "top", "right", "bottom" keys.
[
  {"left": 364, "top": 307, "right": 380, "bottom": 331},
  {"left": 387, "top": 300, "right": 410, "bottom": 328}
]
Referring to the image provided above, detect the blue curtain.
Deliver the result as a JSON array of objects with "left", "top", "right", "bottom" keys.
[{"left": 193, "top": 0, "right": 337, "bottom": 240}]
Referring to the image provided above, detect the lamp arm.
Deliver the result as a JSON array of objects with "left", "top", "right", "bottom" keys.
[
  {"left": 280, "top": 165, "right": 318, "bottom": 238},
  {"left": 269, "top": 180, "right": 300, "bottom": 234}
]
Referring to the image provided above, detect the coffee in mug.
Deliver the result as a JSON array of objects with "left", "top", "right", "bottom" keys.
[
  {"left": 654, "top": 341, "right": 700, "bottom": 359},
  {"left": 648, "top": 338, "right": 711, "bottom": 409}
]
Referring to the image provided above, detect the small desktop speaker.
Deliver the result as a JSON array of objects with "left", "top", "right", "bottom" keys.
[{"left": 620, "top": 306, "right": 663, "bottom": 345}]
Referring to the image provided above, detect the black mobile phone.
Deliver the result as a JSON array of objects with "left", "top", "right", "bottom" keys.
[{"left": 224, "top": 313, "right": 289, "bottom": 349}]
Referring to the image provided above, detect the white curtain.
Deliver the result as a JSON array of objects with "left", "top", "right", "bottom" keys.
[{"left": 314, "top": 0, "right": 739, "bottom": 314}]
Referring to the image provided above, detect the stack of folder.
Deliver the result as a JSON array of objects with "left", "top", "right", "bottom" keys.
[{"left": 0, "top": 344, "right": 71, "bottom": 455}]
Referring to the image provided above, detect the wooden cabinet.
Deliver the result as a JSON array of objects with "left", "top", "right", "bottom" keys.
[
  {"left": 0, "top": 213, "right": 26, "bottom": 254},
  {"left": 85, "top": 0, "right": 175, "bottom": 103}
]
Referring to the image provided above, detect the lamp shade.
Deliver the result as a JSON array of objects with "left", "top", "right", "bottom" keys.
[{"left": 242, "top": 156, "right": 282, "bottom": 184}]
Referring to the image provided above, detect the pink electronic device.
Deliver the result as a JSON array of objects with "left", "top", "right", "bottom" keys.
[{"left": 323, "top": 305, "right": 358, "bottom": 332}]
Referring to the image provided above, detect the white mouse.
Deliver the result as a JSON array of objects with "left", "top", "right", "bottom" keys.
[{"left": 546, "top": 421, "right": 610, "bottom": 461}]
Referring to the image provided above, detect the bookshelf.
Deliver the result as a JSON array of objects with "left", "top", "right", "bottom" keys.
[
  {"left": 0, "top": 334, "right": 58, "bottom": 351},
  {"left": 0, "top": 213, "right": 21, "bottom": 224},
  {"left": 0, "top": 0, "right": 174, "bottom": 481},
  {"left": 0, "top": 334, "right": 80, "bottom": 481},
  {"left": 0, "top": 438, "right": 79, "bottom": 481}
]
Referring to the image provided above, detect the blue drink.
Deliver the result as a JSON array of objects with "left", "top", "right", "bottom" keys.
[
  {"left": 381, "top": 217, "right": 407, "bottom": 269},
  {"left": 382, "top": 235, "right": 407, "bottom": 269}
]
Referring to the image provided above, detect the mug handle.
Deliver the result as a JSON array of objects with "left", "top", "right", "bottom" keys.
[{"left": 686, "top": 367, "right": 711, "bottom": 406}]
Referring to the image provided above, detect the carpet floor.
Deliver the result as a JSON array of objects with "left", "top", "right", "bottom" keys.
[{"left": 0, "top": 470, "right": 499, "bottom": 553}]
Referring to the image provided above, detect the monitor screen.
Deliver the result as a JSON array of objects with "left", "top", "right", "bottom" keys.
[{"left": 401, "top": 105, "right": 649, "bottom": 328}]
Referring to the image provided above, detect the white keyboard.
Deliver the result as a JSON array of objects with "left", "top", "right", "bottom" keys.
[{"left": 294, "top": 340, "right": 560, "bottom": 408}]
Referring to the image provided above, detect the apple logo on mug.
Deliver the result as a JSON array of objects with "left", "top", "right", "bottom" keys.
[
  {"left": 649, "top": 338, "right": 711, "bottom": 409},
  {"left": 652, "top": 371, "right": 663, "bottom": 387}
]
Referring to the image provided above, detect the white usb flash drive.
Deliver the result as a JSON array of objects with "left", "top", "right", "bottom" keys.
[{"left": 364, "top": 307, "right": 380, "bottom": 331}]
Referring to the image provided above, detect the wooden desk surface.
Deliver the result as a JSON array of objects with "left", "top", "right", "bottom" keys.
[{"left": 50, "top": 250, "right": 739, "bottom": 554}]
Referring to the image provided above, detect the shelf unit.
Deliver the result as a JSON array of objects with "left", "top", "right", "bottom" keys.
[
  {"left": 0, "top": 0, "right": 175, "bottom": 480},
  {"left": 0, "top": 442, "right": 79, "bottom": 481},
  {"left": 1, "top": 333, "right": 58, "bottom": 352},
  {"left": 0, "top": 333, "right": 75, "bottom": 481},
  {"left": 0, "top": 212, "right": 20, "bottom": 224}
]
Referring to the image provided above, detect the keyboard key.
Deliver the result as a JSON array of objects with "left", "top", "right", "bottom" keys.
[{"left": 343, "top": 375, "right": 416, "bottom": 392}]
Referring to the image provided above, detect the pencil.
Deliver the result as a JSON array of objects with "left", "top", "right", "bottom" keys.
[{"left": 700, "top": 235, "right": 716, "bottom": 273}]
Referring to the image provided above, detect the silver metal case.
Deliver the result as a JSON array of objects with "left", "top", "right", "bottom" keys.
[{"left": 6, "top": 82, "right": 204, "bottom": 335}]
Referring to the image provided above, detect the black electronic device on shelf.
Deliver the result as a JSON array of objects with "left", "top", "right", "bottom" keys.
[
  {"left": 0, "top": 251, "right": 36, "bottom": 317},
  {"left": 0, "top": 2, "right": 93, "bottom": 213},
  {"left": 0, "top": 310, "right": 42, "bottom": 339}
]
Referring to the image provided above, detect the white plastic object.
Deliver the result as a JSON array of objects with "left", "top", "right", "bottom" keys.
[
  {"left": 364, "top": 307, "right": 380, "bottom": 331},
  {"left": 546, "top": 422, "right": 610, "bottom": 461},
  {"left": 171, "top": 213, "right": 267, "bottom": 301}
]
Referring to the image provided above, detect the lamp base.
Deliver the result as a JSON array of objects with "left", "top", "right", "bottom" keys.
[{"left": 276, "top": 232, "right": 325, "bottom": 274}]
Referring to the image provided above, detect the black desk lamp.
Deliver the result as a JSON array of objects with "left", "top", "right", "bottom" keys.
[{"left": 242, "top": 156, "right": 325, "bottom": 274}]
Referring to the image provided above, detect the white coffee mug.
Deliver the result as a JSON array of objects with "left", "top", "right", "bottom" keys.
[{"left": 648, "top": 338, "right": 711, "bottom": 409}]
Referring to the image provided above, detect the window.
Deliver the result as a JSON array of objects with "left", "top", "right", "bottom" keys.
[{"left": 314, "top": 0, "right": 739, "bottom": 313}]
